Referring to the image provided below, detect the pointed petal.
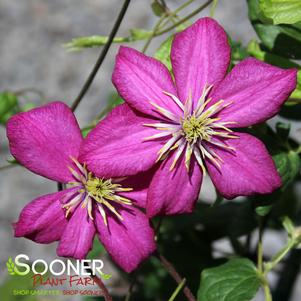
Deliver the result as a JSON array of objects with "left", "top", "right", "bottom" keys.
[
  {"left": 95, "top": 206, "right": 156, "bottom": 272},
  {"left": 57, "top": 206, "right": 96, "bottom": 259},
  {"left": 6, "top": 102, "right": 83, "bottom": 183},
  {"left": 79, "top": 104, "right": 164, "bottom": 178},
  {"left": 206, "top": 132, "right": 281, "bottom": 199},
  {"left": 209, "top": 58, "right": 297, "bottom": 127},
  {"left": 171, "top": 17, "right": 230, "bottom": 108},
  {"left": 147, "top": 152, "right": 202, "bottom": 217},
  {"left": 112, "top": 46, "right": 180, "bottom": 119},
  {"left": 14, "top": 189, "right": 75, "bottom": 243}
]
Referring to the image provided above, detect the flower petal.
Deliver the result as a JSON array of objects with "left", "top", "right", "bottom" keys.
[
  {"left": 7, "top": 102, "right": 83, "bottom": 183},
  {"left": 147, "top": 152, "right": 202, "bottom": 217},
  {"left": 95, "top": 206, "right": 156, "bottom": 272},
  {"left": 206, "top": 132, "right": 281, "bottom": 199},
  {"left": 209, "top": 58, "right": 297, "bottom": 127},
  {"left": 112, "top": 46, "right": 180, "bottom": 119},
  {"left": 79, "top": 104, "right": 163, "bottom": 178},
  {"left": 171, "top": 17, "right": 230, "bottom": 108},
  {"left": 57, "top": 206, "right": 96, "bottom": 259},
  {"left": 14, "top": 189, "right": 73, "bottom": 243},
  {"left": 118, "top": 167, "right": 157, "bottom": 208}
]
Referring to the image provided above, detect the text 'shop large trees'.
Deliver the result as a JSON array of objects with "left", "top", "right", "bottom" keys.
[
  {"left": 80, "top": 17, "right": 297, "bottom": 217},
  {"left": 6, "top": 102, "right": 156, "bottom": 272}
]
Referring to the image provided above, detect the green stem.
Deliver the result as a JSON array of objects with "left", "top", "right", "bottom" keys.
[
  {"left": 257, "top": 217, "right": 273, "bottom": 300},
  {"left": 258, "top": 240, "right": 263, "bottom": 273},
  {"left": 159, "top": 0, "right": 196, "bottom": 29},
  {"left": 210, "top": 0, "right": 219, "bottom": 17},
  {"left": 124, "top": 281, "right": 134, "bottom": 301},
  {"left": 168, "top": 278, "right": 187, "bottom": 301},
  {"left": 0, "top": 164, "right": 17, "bottom": 171},
  {"left": 264, "top": 239, "right": 296, "bottom": 273},
  {"left": 259, "top": 234, "right": 299, "bottom": 301},
  {"left": 155, "top": 0, "right": 214, "bottom": 36},
  {"left": 257, "top": 218, "right": 264, "bottom": 274},
  {"left": 142, "top": 14, "right": 167, "bottom": 53},
  {"left": 262, "top": 279, "right": 273, "bottom": 301},
  {"left": 173, "top": 0, "right": 196, "bottom": 15},
  {"left": 257, "top": 217, "right": 301, "bottom": 301}
]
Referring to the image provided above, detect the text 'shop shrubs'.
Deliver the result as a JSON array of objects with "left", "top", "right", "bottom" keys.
[
  {"left": 6, "top": 102, "right": 156, "bottom": 272},
  {"left": 80, "top": 17, "right": 297, "bottom": 217}
]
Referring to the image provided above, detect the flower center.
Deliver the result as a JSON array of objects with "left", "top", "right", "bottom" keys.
[
  {"left": 143, "top": 85, "right": 238, "bottom": 174},
  {"left": 85, "top": 176, "right": 120, "bottom": 204},
  {"left": 181, "top": 115, "right": 212, "bottom": 144},
  {"left": 63, "top": 157, "right": 132, "bottom": 226}
]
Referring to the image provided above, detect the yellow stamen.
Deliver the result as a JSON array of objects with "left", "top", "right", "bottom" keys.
[
  {"left": 65, "top": 158, "right": 133, "bottom": 226},
  {"left": 143, "top": 85, "right": 238, "bottom": 174}
]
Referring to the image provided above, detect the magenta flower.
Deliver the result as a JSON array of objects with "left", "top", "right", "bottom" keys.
[
  {"left": 6, "top": 102, "right": 156, "bottom": 272},
  {"left": 80, "top": 17, "right": 297, "bottom": 217}
]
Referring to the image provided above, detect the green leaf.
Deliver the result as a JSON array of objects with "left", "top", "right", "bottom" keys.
[
  {"left": 0, "top": 92, "right": 19, "bottom": 125},
  {"left": 259, "top": 0, "right": 301, "bottom": 25},
  {"left": 21, "top": 102, "right": 36, "bottom": 112},
  {"left": 129, "top": 28, "right": 153, "bottom": 40},
  {"left": 210, "top": 0, "right": 219, "bottom": 17},
  {"left": 64, "top": 35, "right": 130, "bottom": 51},
  {"left": 6, "top": 158, "right": 18, "bottom": 165},
  {"left": 154, "top": 36, "right": 173, "bottom": 71},
  {"left": 248, "top": 0, "right": 301, "bottom": 59},
  {"left": 290, "top": 71, "right": 301, "bottom": 101},
  {"left": 0, "top": 92, "right": 17, "bottom": 113},
  {"left": 87, "top": 238, "right": 105, "bottom": 259},
  {"left": 255, "top": 205, "right": 273, "bottom": 216},
  {"left": 197, "top": 258, "right": 261, "bottom": 301},
  {"left": 99, "top": 272, "right": 112, "bottom": 280},
  {"left": 230, "top": 40, "right": 249, "bottom": 62},
  {"left": 273, "top": 151, "right": 301, "bottom": 190},
  {"left": 64, "top": 29, "right": 152, "bottom": 51},
  {"left": 81, "top": 126, "right": 93, "bottom": 138},
  {"left": 282, "top": 216, "right": 295, "bottom": 235},
  {"left": 151, "top": 0, "right": 166, "bottom": 17}
]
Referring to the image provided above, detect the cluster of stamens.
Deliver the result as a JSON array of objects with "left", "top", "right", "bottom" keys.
[
  {"left": 62, "top": 157, "right": 132, "bottom": 226},
  {"left": 144, "top": 85, "right": 238, "bottom": 174}
]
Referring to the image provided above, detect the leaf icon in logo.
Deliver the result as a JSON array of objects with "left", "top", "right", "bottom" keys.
[
  {"left": 98, "top": 271, "right": 112, "bottom": 280},
  {"left": 101, "top": 273, "right": 112, "bottom": 280},
  {"left": 6, "top": 257, "right": 16, "bottom": 276}
]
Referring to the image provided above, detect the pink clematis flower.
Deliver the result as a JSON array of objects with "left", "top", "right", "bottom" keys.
[
  {"left": 6, "top": 102, "right": 156, "bottom": 272},
  {"left": 80, "top": 17, "right": 297, "bottom": 218}
]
